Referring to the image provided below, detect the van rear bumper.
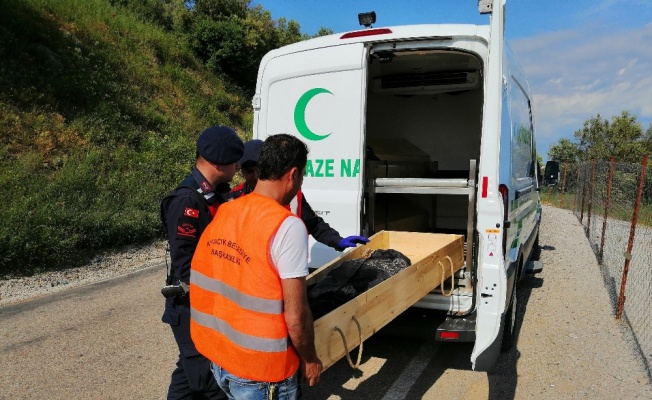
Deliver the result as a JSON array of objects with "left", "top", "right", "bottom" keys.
[
  {"left": 436, "top": 311, "right": 476, "bottom": 342},
  {"left": 414, "top": 291, "right": 473, "bottom": 313}
]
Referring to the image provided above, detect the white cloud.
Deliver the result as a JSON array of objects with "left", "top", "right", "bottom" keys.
[
  {"left": 618, "top": 59, "right": 638, "bottom": 76},
  {"left": 586, "top": 0, "right": 620, "bottom": 15},
  {"left": 510, "top": 22, "right": 652, "bottom": 157}
]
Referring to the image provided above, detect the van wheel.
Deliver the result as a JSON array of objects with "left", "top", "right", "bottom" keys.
[
  {"left": 531, "top": 232, "right": 541, "bottom": 261},
  {"left": 500, "top": 286, "right": 517, "bottom": 352}
]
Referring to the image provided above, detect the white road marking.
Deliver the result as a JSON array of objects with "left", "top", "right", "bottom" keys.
[{"left": 381, "top": 342, "right": 437, "bottom": 400}]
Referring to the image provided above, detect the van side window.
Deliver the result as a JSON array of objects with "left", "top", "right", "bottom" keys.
[{"left": 509, "top": 79, "right": 534, "bottom": 183}]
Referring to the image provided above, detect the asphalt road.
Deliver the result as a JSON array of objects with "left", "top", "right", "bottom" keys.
[
  {"left": 0, "top": 267, "right": 518, "bottom": 399},
  {"left": 1, "top": 206, "right": 651, "bottom": 399},
  {"left": 1, "top": 266, "right": 173, "bottom": 399}
]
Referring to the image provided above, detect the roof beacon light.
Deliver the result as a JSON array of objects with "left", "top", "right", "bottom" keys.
[
  {"left": 478, "top": 0, "right": 493, "bottom": 14},
  {"left": 358, "top": 11, "right": 376, "bottom": 28}
]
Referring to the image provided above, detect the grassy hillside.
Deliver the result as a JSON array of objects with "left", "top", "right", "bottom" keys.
[{"left": 0, "top": 0, "right": 253, "bottom": 276}]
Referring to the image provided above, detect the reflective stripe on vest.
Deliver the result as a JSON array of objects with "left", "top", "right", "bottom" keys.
[
  {"left": 190, "top": 193, "right": 299, "bottom": 382},
  {"left": 191, "top": 308, "right": 289, "bottom": 353},
  {"left": 192, "top": 269, "right": 283, "bottom": 314}
]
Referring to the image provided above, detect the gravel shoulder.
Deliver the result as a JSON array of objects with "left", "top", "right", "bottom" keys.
[
  {"left": 495, "top": 205, "right": 651, "bottom": 399},
  {"left": 0, "top": 240, "right": 168, "bottom": 307},
  {"left": 1, "top": 206, "right": 651, "bottom": 399}
]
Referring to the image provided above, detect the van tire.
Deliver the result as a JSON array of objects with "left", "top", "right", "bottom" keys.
[
  {"left": 531, "top": 232, "right": 541, "bottom": 261},
  {"left": 500, "top": 286, "right": 517, "bottom": 352}
]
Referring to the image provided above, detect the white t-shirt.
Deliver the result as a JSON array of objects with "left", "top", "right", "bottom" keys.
[{"left": 270, "top": 216, "right": 309, "bottom": 279}]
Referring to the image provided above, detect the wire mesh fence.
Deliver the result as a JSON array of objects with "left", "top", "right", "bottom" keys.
[{"left": 542, "top": 156, "right": 651, "bottom": 376}]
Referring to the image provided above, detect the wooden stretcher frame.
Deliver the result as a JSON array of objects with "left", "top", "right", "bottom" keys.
[{"left": 307, "top": 230, "right": 465, "bottom": 371}]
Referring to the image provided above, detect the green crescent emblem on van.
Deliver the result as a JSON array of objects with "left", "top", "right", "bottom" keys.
[{"left": 294, "top": 88, "right": 332, "bottom": 141}]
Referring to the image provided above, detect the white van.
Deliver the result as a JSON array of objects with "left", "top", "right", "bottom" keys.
[{"left": 251, "top": 0, "right": 542, "bottom": 371}]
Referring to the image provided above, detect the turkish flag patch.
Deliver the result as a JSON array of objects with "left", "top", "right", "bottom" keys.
[{"left": 184, "top": 207, "right": 199, "bottom": 218}]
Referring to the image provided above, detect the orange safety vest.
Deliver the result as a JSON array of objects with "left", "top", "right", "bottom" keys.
[{"left": 190, "top": 193, "right": 300, "bottom": 382}]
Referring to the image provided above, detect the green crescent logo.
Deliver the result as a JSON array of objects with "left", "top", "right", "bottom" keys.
[{"left": 294, "top": 88, "right": 333, "bottom": 141}]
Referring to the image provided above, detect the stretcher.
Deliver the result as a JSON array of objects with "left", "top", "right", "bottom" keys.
[{"left": 307, "top": 230, "right": 465, "bottom": 370}]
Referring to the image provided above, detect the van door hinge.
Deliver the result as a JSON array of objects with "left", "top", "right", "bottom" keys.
[{"left": 252, "top": 95, "right": 261, "bottom": 110}]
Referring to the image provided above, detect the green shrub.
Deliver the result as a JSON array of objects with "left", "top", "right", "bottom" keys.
[{"left": 0, "top": 0, "right": 252, "bottom": 277}]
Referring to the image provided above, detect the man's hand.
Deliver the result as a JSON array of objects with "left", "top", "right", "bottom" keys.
[
  {"left": 282, "top": 277, "right": 323, "bottom": 386},
  {"left": 301, "top": 359, "right": 323, "bottom": 386},
  {"left": 338, "top": 235, "right": 370, "bottom": 249}
]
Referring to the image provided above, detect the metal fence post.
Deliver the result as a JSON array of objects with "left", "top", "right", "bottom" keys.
[
  {"left": 561, "top": 162, "right": 568, "bottom": 208},
  {"left": 574, "top": 163, "right": 581, "bottom": 213},
  {"left": 616, "top": 154, "right": 648, "bottom": 319},
  {"left": 580, "top": 163, "right": 587, "bottom": 223},
  {"left": 599, "top": 158, "right": 615, "bottom": 264},
  {"left": 587, "top": 160, "right": 596, "bottom": 235}
]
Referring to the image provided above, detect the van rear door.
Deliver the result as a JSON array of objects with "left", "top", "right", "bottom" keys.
[
  {"left": 253, "top": 42, "right": 368, "bottom": 267},
  {"left": 471, "top": 0, "right": 509, "bottom": 371}
]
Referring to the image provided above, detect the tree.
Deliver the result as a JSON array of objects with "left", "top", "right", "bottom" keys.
[
  {"left": 573, "top": 113, "right": 610, "bottom": 161},
  {"left": 190, "top": 16, "right": 248, "bottom": 85},
  {"left": 314, "top": 27, "right": 334, "bottom": 37},
  {"left": 111, "top": 0, "right": 331, "bottom": 93},
  {"left": 608, "top": 111, "right": 646, "bottom": 162},
  {"left": 187, "top": 1, "right": 312, "bottom": 94},
  {"left": 548, "top": 138, "right": 580, "bottom": 164},
  {"left": 573, "top": 111, "right": 647, "bottom": 162},
  {"left": 194, "top": 0, "right": 249, "bottom": 20},
  {"left": 549, "top": 111, "right": 648, "bottom": 163},
  {"left": 275, "top": 17, "right": 308, "bottom": 47}
]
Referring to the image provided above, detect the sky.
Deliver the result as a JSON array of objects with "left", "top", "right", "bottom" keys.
[{"left": 254, "top": 0, "right": 652, "bottom": 160}]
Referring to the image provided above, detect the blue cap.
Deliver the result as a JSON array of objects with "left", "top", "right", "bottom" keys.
[
  {"left": 196, "top": 126, "right": 244, "bottom": 165},
  {"left": 239, "top": 139, "right": 264, "bottom": 168}
]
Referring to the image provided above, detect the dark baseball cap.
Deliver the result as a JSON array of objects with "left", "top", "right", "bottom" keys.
[
  {"left": 239, "top": 139, "right": 263, "bottom": 169},
  {"left": 196, "top": 126, "right": 244, "bottom": 165}
]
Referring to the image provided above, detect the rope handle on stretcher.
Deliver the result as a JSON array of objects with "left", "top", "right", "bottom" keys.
[
  {"left": 438, "top": 256, "right": 455, "bottom": 297},
  {"left": 333, "top": 316, "right": 363, "bottom": 369}
]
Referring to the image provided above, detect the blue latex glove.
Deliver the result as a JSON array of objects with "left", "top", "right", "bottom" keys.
[{"left": 338, "top": 235, "right": 370, "bottom": 249}]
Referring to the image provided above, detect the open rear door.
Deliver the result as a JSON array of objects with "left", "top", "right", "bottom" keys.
[
  {"left": 471, "top": 0, "right": 509, "bottom": 371},
  {"left": 253, "top": 42, "right": 368, "bottom": 267}
]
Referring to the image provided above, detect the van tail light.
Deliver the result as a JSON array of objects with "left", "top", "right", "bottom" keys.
[
  {"left": 439, "top": 331, "right": 460, "bottom": 340},
  {"left": 498, "top": 184, "right": 509, "bottom": 258}
]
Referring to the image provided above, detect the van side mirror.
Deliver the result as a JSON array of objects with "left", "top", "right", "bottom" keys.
[
  {"left": 544, "top": 161, "right": 560, "bottom": 186},
  {"left": 536, "top": 162, "right": 543, "bottom": 187}
]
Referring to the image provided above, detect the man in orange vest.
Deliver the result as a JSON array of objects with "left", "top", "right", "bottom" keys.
[
  {"left": 190, "top": 134, "right": 322, "bottom": 400},
  {"left": 227, "top": 139, "right": 369, "bottom": 252}
]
